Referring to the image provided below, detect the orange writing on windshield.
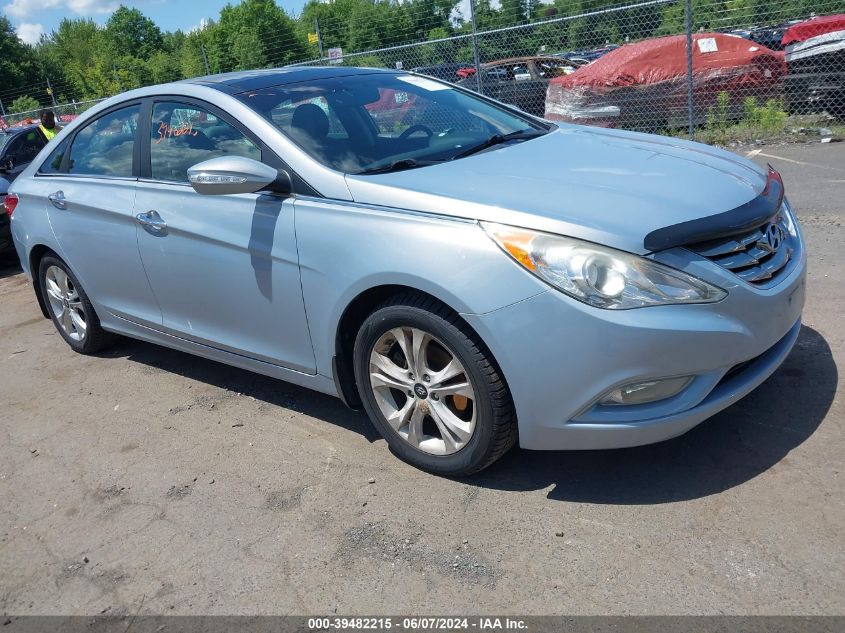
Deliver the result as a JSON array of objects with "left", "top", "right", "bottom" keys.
[{"left": 156, "top": 121, "right": 199, "bottom": 143}]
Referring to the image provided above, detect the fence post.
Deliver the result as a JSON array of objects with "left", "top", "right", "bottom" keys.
[
  {"left": 46, "top": 77, "right": 58, "bottom": 108},
  {"left": 684, "top": 0, "right": 695, "bottom": 139},
  {"left": 315, "top": 19, "right": 325, "bottom": 62},
  {"left": 201, "top": 44, "right": 211, "bottom": 75},
  {"left": 469, "top": 0, "right": 482, "bottom": 93},
  {"left": 0, "top": 97, "right": 5, "bottom": 117}
]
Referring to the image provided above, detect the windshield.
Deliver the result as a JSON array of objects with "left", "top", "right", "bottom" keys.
[
  {"left": 235, "top": 73, "right": 548, "bottom": 174},
  {"left": 0, "top": 133, "right": 11, "bottom": 154}
]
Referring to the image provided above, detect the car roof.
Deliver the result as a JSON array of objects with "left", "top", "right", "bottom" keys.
[
  {"left": 0, "top": 123, "right": 40, "bottom": 137},
  {"left": 183, "top": 66, "right": 397, "bottom": 94}
]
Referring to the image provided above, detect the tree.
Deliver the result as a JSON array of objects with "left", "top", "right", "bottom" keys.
[
  {"left": 38, "top": 18, "right": 115, "bottom": 100},
  {"left": 0, "top": 16, "right": 39, "bottom": 95},
  {"left": 9, "top": 95, "right": 40, "bottom": 114},
  {"left": 218, "top": 0, "right": 306, "bottom": 70},
  {"left": 104, "top": 5, "right": 164, "bottom": 60}
]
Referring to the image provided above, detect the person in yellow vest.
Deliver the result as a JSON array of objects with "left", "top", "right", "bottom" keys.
[{"left": 38, "top": 110, "right": 60, "bottom": 140}]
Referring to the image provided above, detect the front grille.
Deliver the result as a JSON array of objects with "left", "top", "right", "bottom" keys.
[{"left": 688, "top": 213, "right": 794, "bottom": 286}]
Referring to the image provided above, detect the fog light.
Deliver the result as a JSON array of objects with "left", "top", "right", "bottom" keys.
[{"left": 600, "top": 376, "right": 693, "bottom": 406}]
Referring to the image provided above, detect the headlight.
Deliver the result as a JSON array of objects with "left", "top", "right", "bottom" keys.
[
  {"left": 780, "top": 198, "right": 799, "bottom": 238},
  {"left": 482, "top": 222, "right": 726, "bottom": 309}
]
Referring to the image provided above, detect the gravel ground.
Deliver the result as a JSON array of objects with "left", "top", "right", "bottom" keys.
[{"left": 0, "top": 142, "right": 842, "bottom": 616}]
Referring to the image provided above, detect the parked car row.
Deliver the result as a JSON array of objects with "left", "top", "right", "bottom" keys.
[
  {"left": 412, "top": 14, "right": 843, "bottom": 129},
  {"left": 545, "top": 14, "right": 845, "bottom": 130}
]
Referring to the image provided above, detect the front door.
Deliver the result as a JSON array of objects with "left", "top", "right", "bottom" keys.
[{"left": 134, "top": 100, "right": 316, "bottom": 373}]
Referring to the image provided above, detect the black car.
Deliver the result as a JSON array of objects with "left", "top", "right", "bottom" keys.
[
  {"left": 1, "top": 124, "right": 50, "bottom": 253},
  {"left": 456, "top": 56, "right": 581, "bottom": 117}
]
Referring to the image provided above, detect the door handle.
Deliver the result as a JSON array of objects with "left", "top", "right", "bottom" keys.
[
  {"left": 47, "top": 191, "right": 67, "bottom": 210},
  {"left": 136, "top": 210, "right": 167, "bottom": 232}
]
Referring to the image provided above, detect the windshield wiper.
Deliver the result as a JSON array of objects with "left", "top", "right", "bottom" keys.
[
  {"left": 356, "top": 158, "right": 445, "bottom": 175},
  {"left": 451, "top": 129, "right": 546, "bottom": 160}
]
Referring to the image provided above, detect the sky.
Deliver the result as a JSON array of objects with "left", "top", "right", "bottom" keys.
[{"left": 3, "top": 0, "right": 309, "bottom": 45}]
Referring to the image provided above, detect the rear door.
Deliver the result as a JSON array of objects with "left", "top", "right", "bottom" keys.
[
  {"left": 36, "top": 102, "right": 162, "bottom": 326},
  {"left": 133, "top": 98, "right": 315, "bottom": 373}
]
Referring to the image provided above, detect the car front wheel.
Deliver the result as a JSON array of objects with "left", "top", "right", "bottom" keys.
[{"left": 353, "top": 293, "right": 517, "bottom": 476}]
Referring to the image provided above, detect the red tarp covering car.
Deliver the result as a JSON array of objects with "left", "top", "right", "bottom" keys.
[
  {"left": 545, "top": 33, "right": 786, "bottom": 129},
  {"left": 782, "top": 14, "right": 845, "bottom": 46}
]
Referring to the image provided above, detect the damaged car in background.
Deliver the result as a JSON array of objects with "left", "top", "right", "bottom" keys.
[
  {"left": 545, "top": 33, "right": 786, "bottom": 130},
  {"left": 782, "top": 14, "right": 845, "bottom": 115}
]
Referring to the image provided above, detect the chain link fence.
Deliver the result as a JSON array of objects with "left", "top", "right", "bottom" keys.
[
  {"left": 296, "top": 0, "right": 844, "bottom": 143},
  {"left": 0, "top": 99, "right": 105, "bottom": 129},
  {"left": 2, "top": 1, "right": 843, "bottom": 143}
]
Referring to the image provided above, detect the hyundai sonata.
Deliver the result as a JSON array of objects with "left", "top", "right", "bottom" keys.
[{"left": 7, "top": 67, "right": 806, "bottom": 475}]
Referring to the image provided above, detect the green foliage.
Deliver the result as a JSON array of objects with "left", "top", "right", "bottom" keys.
[
  {"left": 707, "top": 91, "right": 732, "bottom": 131},
  {"left": 742, "top": 96, "right": 789, "bottom": 133},
  {"left": 698, "top": 91, "right": 789, "bottom": 144},
  {"left": 9, "top": 95, "right": 40, "bottom": 114},
  {"left": 351, "top": 54, "right": 385, "bottom": 68},
  {"left": 103, "top": 6, "right": 163, "bottom": 59},
  {"left": 0, "top": 15, "right": 39, "bottom": 96},
  {"left": 217, "top": 0, "right": 306, "bottom": 69}
]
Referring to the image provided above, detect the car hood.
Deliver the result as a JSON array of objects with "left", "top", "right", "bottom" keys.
[{"left": 344, "top": 125, "right": 768, "bottom": 254}]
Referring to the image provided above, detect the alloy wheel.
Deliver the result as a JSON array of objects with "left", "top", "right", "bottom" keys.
[
  {"left": 44, "top": 265, "right": 87, "bottom": 342},
  {"left": 368, "top": 327, "right": 476, "bottom": 455}
]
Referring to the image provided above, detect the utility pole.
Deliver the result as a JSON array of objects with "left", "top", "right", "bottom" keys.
[
  {"left": 113, "top": 63, "right": 122, "bottom": 91},
  {"left": 315, "top": 19, "right": 324, "bottom": 62},
  {"left": 684, "top": 0, "right": 695, "bottom": 139},
  {"left": 201, "top": 44, "right": 211, "bottom": 75},
  {"left": 469, "top": 0, "right": 482, "bottom": 94}
]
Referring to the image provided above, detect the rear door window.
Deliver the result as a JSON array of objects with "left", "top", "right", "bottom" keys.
[{"left": 67, "top": 105, "right": 140, "bottom": 177}]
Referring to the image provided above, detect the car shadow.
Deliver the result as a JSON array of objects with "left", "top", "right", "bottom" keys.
[
  {"left": 0, "top": 251, "right": 22, "bottom": 279},
  {"left": 470, "top": 325, "right": 836, "bottom": 504},
  {"left": 104, "top": 338, "right": 379, "bottom": 442},
  {"left": 107, "top": 325, "right": 834, "bottom": 504}
]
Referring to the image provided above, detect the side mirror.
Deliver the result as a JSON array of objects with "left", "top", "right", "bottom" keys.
[
  {"left": 187, "top": 156, "right": 292, "bottom": 196},
  {"left": 0, "top": 156, "right": 15, "bottom": 172}
]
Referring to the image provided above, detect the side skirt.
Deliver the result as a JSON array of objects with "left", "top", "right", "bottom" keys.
[{"left": 102, "top": 313, "right": 340, "bottom": 398}]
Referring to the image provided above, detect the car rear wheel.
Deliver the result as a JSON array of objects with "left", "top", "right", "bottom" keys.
[
  {"left": 353, "top": 293, "right": 517, "bottom": 476},
  {"left": 39, "top": 255, "right": 116, "bottom": 354}
]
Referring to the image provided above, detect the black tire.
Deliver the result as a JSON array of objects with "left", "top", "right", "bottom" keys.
[
  {"left": 353, "top": 292, "right": 517, "bottom": 476},
  {"left": 38, "top": 255, "right": 116, "bottom": 354}
]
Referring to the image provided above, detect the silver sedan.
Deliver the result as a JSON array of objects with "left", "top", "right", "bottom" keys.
[{"left": 7, "top": 67, "right": 805, "bottom": 475}]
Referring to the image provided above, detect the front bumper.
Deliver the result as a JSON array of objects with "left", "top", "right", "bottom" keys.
[{"left": 463, "top": 239, "right": 807, "bottom": 450}]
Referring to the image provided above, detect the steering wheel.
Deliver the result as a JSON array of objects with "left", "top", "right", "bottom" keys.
[{"left": 398, "top": 125, "right": 434, "bottom": 140}]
